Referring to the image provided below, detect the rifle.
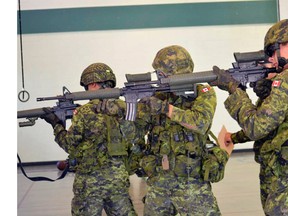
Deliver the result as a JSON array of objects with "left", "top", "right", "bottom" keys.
[
  {"left": 17, "top": 87, "right": 80, "bottom": 127},
  {"left": 18, "top": 50, "right": 276, "bottom": 124}
]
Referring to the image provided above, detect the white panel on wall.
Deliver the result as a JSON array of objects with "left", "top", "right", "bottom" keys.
[{"left": 279, "top": 0, "right": 288, "bottom": 19}]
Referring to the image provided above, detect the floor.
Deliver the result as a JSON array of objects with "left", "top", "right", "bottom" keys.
[{"left": 18, "top": 151, "right": 265, "bottom": 216}]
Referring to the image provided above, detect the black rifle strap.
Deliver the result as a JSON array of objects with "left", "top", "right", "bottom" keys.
[{"left": 17, "top": 154, "right": 69, "bottom": 182}]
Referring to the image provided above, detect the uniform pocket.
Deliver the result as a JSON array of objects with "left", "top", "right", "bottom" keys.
[
  {"left": 174, "top": 155, "right": 201, "bottom": 177},
  {"left": 140, "top": 155, "right": 158, "bottom": 177}
]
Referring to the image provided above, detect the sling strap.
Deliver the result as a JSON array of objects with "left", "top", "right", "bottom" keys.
[{"left": 17, "top": 154, "right": 69, "bottom": 182}]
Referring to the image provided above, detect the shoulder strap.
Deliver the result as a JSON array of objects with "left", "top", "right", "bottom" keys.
[
  {"left": 208, "top": 131, "right": 219, "bottom": 146},
  {"left": 17, "top": 154, "right": 69, "bottom": 182}
]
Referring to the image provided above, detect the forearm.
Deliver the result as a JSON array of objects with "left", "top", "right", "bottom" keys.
[
  {"left": 53, "top": 124, "right": 70, "bottom": 153},
  {"left": 225, "top": 88, "right": 286, "bottom": 140},
  {"left": 169, "top": 85, "right": 216, "bottom": 135}
]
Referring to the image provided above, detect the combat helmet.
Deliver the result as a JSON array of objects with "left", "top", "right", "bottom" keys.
[
  {"left": 80, "top": 63, "right": 116, "bottom": 88},
  {"left": 264, "top": 19, "right": 288, "bottom": 58},
  {"left": 152, "top": 45, "right": 194, "bottom": 76}
]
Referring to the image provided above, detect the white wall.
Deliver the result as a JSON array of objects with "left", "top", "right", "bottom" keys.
[
  {"left": 279, "top": 0, "right": 288, "bottom": 19},
  {"left": 16, "top": 0, "right": 287, "bottom": 162}
]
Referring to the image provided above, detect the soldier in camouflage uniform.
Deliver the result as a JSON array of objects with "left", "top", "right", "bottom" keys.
[
  {"left": 136, "top": 45, "right": 229, "bottom": 216},
  {"left": 41, "top": 63, "right": 137, "bottom": 216},
  {"left": 210, "top": 19, "right": 288, "bottom": 215},
  {"left": 224, "top": 77, "right": 277, "bottom": 212}
]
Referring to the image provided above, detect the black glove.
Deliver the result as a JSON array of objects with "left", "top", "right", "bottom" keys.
[
  {"left": 252, "top": 79, "right": 272, "bottom": 100},
  {"left": 135, "top": 167, "right": 147, "bottom": 177},
  {"left": 209, "top": 66, "right": 241, "bottom": 94},
  {"left": 40, "top": 107, "right": 62, "bottom": 128}
]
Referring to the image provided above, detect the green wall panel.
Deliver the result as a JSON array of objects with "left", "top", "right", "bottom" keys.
[{"left": 17, "top": 1, "right": 278, "bottom": 34}]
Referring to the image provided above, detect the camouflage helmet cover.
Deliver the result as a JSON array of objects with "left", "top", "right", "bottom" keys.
[
  {"left": 152, "top": 45, "right": 194, "bottom": 76},
  {"left": 264, "top": 19, "right": 288, "bottom": 56},
  {"left": 80, "top": 63, "right": 116, "bottom": 87}
]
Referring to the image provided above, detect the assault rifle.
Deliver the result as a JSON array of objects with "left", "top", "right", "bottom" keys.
[
  {"left": 17, "top": 50, "right": 276, "bottom": 124},
  {"left": 17, "top": 87, "right": 80, "bottom": 127}
]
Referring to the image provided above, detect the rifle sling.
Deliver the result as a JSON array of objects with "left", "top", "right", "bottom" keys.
[{"left": 17, "top": 154, "right": 68, "bottom": 182}]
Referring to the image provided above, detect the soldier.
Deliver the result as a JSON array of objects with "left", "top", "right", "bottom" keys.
[
  {"left": 40, "top": 63, "right": 137, "bottom": 216},
  {"left": 209, "top": 19, "right": 288, "bottom": 215},
  {"left": 224, "top": 77, "right": 274, "bottom": 211},
  {"left": 136, "top": 45, "right": 229, "bottom": 215}
]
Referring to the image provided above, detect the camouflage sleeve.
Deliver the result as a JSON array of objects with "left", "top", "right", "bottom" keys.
[
  {"left": 53, "top": 107, "right": 85, "bottom": 154},
  {"left": 224, "top": 71, "right": 288, "bottom": 140},
  {"left": 231, "top": 130, "right": 251, "bottom": 144},
  {"left": 169, "top": 84, "right": 217, "bottom": 135}
]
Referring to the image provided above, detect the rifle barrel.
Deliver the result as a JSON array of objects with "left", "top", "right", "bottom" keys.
[
  {"left": 161, "top": 71, "right": 217, "bottom": 86},
  {"left": 17, "top": 108, "right": 46, "bottom": 118},
  {"left": 65, "top": 88, "right": 123, "bottom": 101}
]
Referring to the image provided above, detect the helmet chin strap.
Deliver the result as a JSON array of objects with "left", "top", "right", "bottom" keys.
[
  {"left": 100, "top": 81, "right": 114, "bottom": 89},
  {"left": 276, "top": 49, "right": 288, "bottom": 71}
]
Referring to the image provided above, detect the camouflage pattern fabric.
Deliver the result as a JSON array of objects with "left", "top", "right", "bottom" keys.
[
  {"left": 144, "top": 172, "right": 221, "bottom": 216},
  {"left": 224, "top": 68, "right": 288, "bottom": 215},
  {"left": 224, "top": 69, "right": 288, "bottom": 140},
  {"left": 53, "top": 98, "right": 137, "bottom": 215},
  {"left": 71, "top": 159, "right": 136, "bottom": 216},
  {"left": 230, "top": 98, "right": 275, "bottom": 210},
  {"left": 264, "top": 19, "right": 288, "bottom": 55},
  {"left": 202, "top": 146, "right": 229, "bottom": 183},
  {"left": 230, "top": 91, "right": 271, "bottom": 145},
  {"left": 136, "top": 84, "right": 221, "bottom": 215},
  {"left": 165, "top": 85, "right": 216, "bottom": 134},
  {"left": 152, "top": 45, "right": 194, "bottom": 76},
  {"left": 259, "top": 164, "right": 275, "bottom": 211},
  {"left": 231, "top": 130, "right": 251, "bottom": 144},
  {"left": 264, "top": 173, "right": 288, "bottom": 215},
  {"left": 80, "top": 63, "right": 116, "bottom": 87}
]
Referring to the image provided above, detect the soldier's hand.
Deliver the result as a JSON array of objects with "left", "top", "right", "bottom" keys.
[
  {"left": 209, "top": 66, "right": 241, "bottom": 94},
  {"left": 251, "top": 79, "right": 272, "bottom": 100},
  {"left": 143, "top": 96, "right": 169, "bottom": 115},
  {"left": 95, "top": 99, "right": 124, "bottom": 117},
  {"left": 40, "top": 107, "right": 62, "bottom": 128}
]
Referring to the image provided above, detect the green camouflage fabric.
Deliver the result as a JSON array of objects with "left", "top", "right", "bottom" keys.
[
  {"left": 264, "top": 19, "right": 288, "bottom": 55},
  {"left": 143, "top": 172, "right": 221, "bottom": 216},
  {"left": 230, "top": 96, "right": 268, "bottom": 144},
  {"left": 230, "top": 98, "right": 274, "bottom": 210},
  {"left": 265, "top": 176, "right": 288, "bottom": 216},
  {"left": 202, "top": 146, "right": 229, "bottom": 183},
  {"left": 137, "top": 84, "right": 222, "bottom": 215},
  {"left": 231, "top": 130, "right": 250, "bottom": 144},
  {"left": 80, "top": 63, "right": 116, "bottom": 87},
  {"left": 72, "top": 159, "right": 135, "bottom": 216},
  {"left": 224, "top": 69, "right": 288, "bottom": 141},
  {"left": 152, "top": 45, "right": 194, "bottom": 76},
  {"left": 224, "top": 68, "right": 288, "bottom": 215},
  {"left": 53, "top": 98, "right": 136, "bottom": 216}
]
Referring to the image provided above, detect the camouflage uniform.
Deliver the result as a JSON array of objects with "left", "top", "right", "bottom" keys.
[
  {"left": 136, "top": 45, "right": 228, "bottom": 216},
  {"left": 224, "top": 19, "right": 288, "bottom": 216},
  {"left": 230, "top": 97, "right": 276, "bottom": 210},
  {"left": 47, "top": 63, "right": 137, "bottom": 216}
]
